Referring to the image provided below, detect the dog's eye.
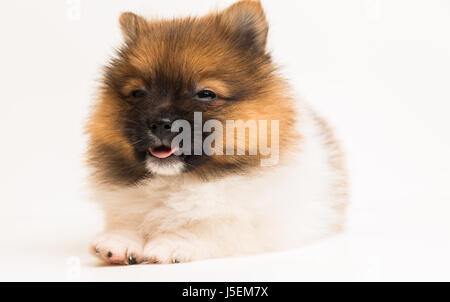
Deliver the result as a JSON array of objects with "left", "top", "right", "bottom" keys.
[
  {"left": 194, "top": 90, "right": 217, "bottom": 102},
  {"left": 130, "top": 89, "right": 147, "bottom": 99}
]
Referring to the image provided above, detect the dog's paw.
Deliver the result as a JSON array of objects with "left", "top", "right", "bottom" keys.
[
  {"left": 142, "top": 236, "right": 199, "bottom": 264},
  {"left": 90, "top": 231, "right": 144, "bottom": 265}
]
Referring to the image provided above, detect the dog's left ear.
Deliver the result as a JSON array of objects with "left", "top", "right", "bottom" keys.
[
  {"left": 220, "top": 0, "right": 268, "bottom": 51},
  {"left": 119, "top": 12, "right": 149, "bottom": 42}
]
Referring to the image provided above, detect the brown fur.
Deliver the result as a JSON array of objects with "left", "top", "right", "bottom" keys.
[
  {"left": 85, "top": 0, "right": 299, "bottom": 186},
  {"left": 311, "top": 112, "right": 349, "bottom": 231}
]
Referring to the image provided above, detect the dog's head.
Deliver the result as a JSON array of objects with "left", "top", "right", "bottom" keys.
[{"left": 86, "top": 0, "right": 298, "bottom": 186}]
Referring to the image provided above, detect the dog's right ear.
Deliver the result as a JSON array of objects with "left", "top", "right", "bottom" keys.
[{"left": 119, "top": 12, "right": 148, "bottom": 42}]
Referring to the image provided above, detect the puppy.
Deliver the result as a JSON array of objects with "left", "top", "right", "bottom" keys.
[{"left": 86, "top": 0, "right": 347, "bottom": 265}]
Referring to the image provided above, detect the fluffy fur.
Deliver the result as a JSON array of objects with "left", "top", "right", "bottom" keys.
[{"left": 86, "top": 0, "right": 347, "bottom": 265}]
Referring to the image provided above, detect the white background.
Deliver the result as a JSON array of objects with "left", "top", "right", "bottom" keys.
[{"left": 0, "top": 0, "right": 449, "bottom": 281}]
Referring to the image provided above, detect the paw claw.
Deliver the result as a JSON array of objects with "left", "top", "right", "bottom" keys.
[
  {"left": 142, "top": 236, "right": 195, "bottom": 264},
  {"left": 127, "top": 255, "right": 137, "bottom": 265}
]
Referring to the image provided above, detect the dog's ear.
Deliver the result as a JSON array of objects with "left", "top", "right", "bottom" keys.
[
  {"left": 220, "top": 0, "right": 268, "bottom": 50},
  {"left": 119, "top": 12, "right": 148, "bottom": 42}
]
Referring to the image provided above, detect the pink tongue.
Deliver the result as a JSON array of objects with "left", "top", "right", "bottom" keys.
[{"left": 149, "top": 147, "right": 176, "bottom": 159}]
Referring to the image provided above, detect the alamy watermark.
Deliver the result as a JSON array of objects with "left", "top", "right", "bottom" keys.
[
  {"left": 66, "top": 256, "right": 81, "bottom": 280},
  {"left": 66, "top": 0, "right": 81, "bottom": 21},
  {"left": 168, "top": 112, "right": 280, "bottom": 166}
]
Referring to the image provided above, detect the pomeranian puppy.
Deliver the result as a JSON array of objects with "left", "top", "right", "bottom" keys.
[{"left": 86, "top": 0, "right": 347, "bottom": 265}]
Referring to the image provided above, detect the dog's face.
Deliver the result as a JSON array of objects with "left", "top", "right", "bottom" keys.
[{"left": 86, "top": 1, "right": 298, "bottom": 186}]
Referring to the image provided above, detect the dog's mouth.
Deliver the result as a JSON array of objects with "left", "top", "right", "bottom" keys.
[{"left": 148, "top": 145, "right": 178, "bottom": 159}]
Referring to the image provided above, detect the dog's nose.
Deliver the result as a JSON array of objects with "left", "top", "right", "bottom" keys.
[{"left": 148, "top": 119, "right": 172, "bottom": 138}]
